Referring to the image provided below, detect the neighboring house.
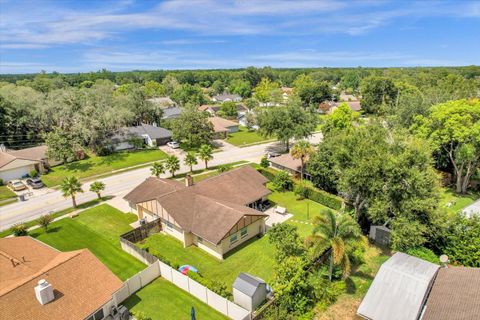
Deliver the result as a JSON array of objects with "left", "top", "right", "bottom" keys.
[
  {"left": 111, "top": 123, "right": 172, "bottom": 151},
  {"left": 233, "top": 273, "right": 268, "bottom": 312},
  {"left": 0, "top": 236, "right": 123, "bottom": 320},
  {"left": 462, "top": 199, "right": 480, "bottom": 218},
  {"left": 0, "top": 145, "right": 61, "bottom": 182},
  {"left": 212, "top": 93, "right": 242, "bottom": 103},
  {"left": 318, "top": 100, "right": 361, "bottom": 114},
  {"left": 368, "top": 225, "right": 391, "bottom": 246},
  {"left": 281, "top": 87, "right": 293, "bottom": 101},
  {"left": 422, "top": 267, "right": 480, "bottom": 320},
  {"left": 209, "top": 117, "right": 239, "bottom": 139},
  {"left": 199, "top": 104, "right": 248, "bottom": 117},
  {"left": 147, "top": 97, "right": 176, "bottom": 108},
  {"left": 162, "top": 106, "right": 183, "bottom": 120},
  {"left": 268, "top": 153, "right": 312, "bottom": 181},
  {"left": 357, "top": 252, "right": 439, "bottom": 320},
  {"left": 124, "top": 166, "right": 271, "bottom": 259}
]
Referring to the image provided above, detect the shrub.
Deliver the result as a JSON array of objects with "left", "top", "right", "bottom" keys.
[
  {"left": 406, "top": 247, "right": 439, "bottom": 264},
  {"left": 260, "top": 157, "right": 270, "bottom": 168},
  {"left": 294, "top": 181, "right": 310, "bottom": 199},
  {"left": 38, "top": 214, "right": 54, "bottom": 232},
  {"left": 10, "top": 223, "right": 28, "bottom": 236},
  {"left": 131, "top": 311, "right": 152, "bottom": 320},
  {"left": 273, "top": 171, "right": 294, "bottom": 191},
  {"left": 29, "top": 169, "right": 38, "bottom": 178},
  {"left": 217, "top": 164, "right": 233, "bottom": 173},
  {"left": 305, "top": 186, "right": 343, "bottom": 211},
  {"left": 188, "top": 271, "right": 231, "bottom": 298},
  {"left": 257, "top": 167, "right": 277, "bottom": 181},
  {"left": 0, "top": 178, "right": 3, "bottom": 186}
]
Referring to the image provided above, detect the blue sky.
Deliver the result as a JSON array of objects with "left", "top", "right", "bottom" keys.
[{"left": 0, "top": 0, "right": 479, "bottom": 74}]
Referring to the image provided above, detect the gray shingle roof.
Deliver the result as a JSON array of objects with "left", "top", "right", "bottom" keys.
[
  {"left": 112, "top": 123, "right": 171, "bottom": 142},
  {"left": 162, "top": 107, "right": 182, "bottom": 119},
  {"left": 233, "top": 273, "right": 266, "bottom": 297}
]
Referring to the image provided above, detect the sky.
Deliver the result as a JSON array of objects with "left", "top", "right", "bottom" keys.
[{"left": 0, "top": 0, "right": 479, "bottom": 74}]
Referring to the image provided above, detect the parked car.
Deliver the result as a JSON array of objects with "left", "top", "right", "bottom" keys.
[
  {"left": 167, "top": 141, "right": 180, "bottom": 149},
  {"left": 266, "top": 151, "right": 282, "bottom": 159},
  {"left": 26, "top": 177, "right": 44, "bottom": 189},
  {"left": 7, "top": 180, "right": 26, "bottom": 191}
]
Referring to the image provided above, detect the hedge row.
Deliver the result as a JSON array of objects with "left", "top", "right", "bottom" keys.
[{"left": 257, "top": 167, "right": 344, "bottom": 211}]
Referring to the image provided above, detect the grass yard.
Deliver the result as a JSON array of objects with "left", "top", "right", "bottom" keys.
[
  {"left": 41, "top": 149, "right": 168, "bottom": 187},
  {"left": 124, "top": 278, "right": 228, "bottom": 320},
  {"left": 30, "top": 204, "right": 145, "bottom": 280},
  {"left": 268, "top": 189, "right": 336, "bottom": 236},
  {"left": 139, "top": 232, "right": 276, "bottom": 289},
  {"left": 440, "top": 187, "right": 480, "bottom": 216},
  {"left": 0, "top": 185, "right": 16, "bottom": 201},
  {"left": 226, "top": 126, "right": 273, "bottom": 146},
  {"left": 315, "top": 244, "right": 390, "bottom": 320}
]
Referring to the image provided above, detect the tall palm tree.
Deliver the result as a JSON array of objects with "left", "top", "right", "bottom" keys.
[
  {"left": 89, "top": 181, "right": 105, "bottom": 199},
  {"left": 165, "top": 155, "right": 180, "bottom": 177},
  {"left": 60, "top": 176, "right": 83, "bottom": 208},
  {"left": 198, "top": 144, "right": 213, "bottom": 169},
  {"left": 184, "top": 152, "right": 198, "bottom": 172},
  {"left": 150, "top": 161, "right": 165, "bottom": 178},
  {"left": 290, "top": 140, "right": 313, "bottom": 180},
  {"left": 306, "top": 210, "right": 360, "bottom": 281}
]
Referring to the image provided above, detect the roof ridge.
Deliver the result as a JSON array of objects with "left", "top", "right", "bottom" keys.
[{"left": 0, "top": 249, "right": 85, "bottom": 297}]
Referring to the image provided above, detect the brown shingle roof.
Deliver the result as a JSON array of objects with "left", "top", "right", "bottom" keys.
[
  {"left": 269, "top": 153, "right": 303, "bottom": 172},
  {"left": 0, "top": 146, "right": 48, "bottom": 168},
  {"left": 422, "top": 267, "right": 480, "bottom": 320},
  {"left": 0, "top": 237, "right": 123, "bottom": 320},
  {"left": 125, "top": 166, "right": 270, "bottom": 244},
  {"left": 209, "top": 117, "right": 238, "bottom": 133}
]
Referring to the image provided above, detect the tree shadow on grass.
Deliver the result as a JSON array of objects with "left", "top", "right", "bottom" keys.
[
  {"left": 98, "top": 152, "right": 129, "bottom": 166},
  {"left": 62, "top": 161, "right": 94, "bottom": 173}
]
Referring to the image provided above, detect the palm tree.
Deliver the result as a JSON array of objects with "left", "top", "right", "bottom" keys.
[
  {"left": 198, "top": 144, "right": 213, "bottom": 169},
  {"left": 89, "top": 181, "right": 105, "bottom": 199},
  {"left": 60, "top": 176, "right": 83, "bottom": 208},
  {"left": 290, "top": 140, "right": 313, "bottom": 180},
  {"left": 184, "top": 152, "right": 198, "bottom": 173},
  {"left": 306, "top": 210, "right": 360, "bottom": 281},
  {"left": 150, "top": 161, "right": 165, "bottom": 178},
  {"left": 165, "top": 155, "right": 180, "bottom": 177}
]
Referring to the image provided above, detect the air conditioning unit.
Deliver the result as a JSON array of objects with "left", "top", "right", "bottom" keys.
[{"left": 111, "top": 305, "right": 129, "bottom": 320}]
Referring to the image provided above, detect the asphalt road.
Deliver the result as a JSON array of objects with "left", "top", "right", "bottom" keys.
[{"left": 0, "top": 134, "right": 322, "bottom": 230}]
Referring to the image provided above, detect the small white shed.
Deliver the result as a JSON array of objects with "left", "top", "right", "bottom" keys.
[{"left": 232, "top": 273, "right": 267, "bottom": 312}]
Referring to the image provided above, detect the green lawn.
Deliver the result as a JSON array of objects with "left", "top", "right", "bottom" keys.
[
  {"left": 41, "top": 149, "right": 168, "bottom": 187},
  {"left": 30, "top": 204, "right": 145, "bottom": 280},
  {"left": 440, "top": 187, "right": 480, "bottom": 216},
  {"left": 140, "top": 232, "right": 276, "bottom": 290},
  {"left": 226, "top": 126, "right": 273, "bottom": 146},
  {"left": 124, "top": 278, "right": 228, "bottom": 320},
  {"left": 0, "top": 185, "right": 16, "bottom": 201},
  {"left": 268, "top": 188, "right": 336, "bottom": 236}
]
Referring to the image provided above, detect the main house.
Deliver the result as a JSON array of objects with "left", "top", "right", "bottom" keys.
[
  {"left": 0, "top": 237, "right": 123, "bottom": 320},
  {"left": 124, "top": 166, "right": 270, "bottom": 259},
  {"left": 111, "top": 123, "right": 172, "bottom": 151}
]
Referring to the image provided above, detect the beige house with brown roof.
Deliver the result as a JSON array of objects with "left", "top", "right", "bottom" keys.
[
  {"left": 0, "top": 237, "right": 123, "bottom": 320},
  {"left": 209, "top": 116, "right": 239, "bottom": 139},
  {"left": 124, "top": 166, "right": 270, "bottom": 259},
  {"left": 0, "top": 145, "right": 61, "bottom": 182}
]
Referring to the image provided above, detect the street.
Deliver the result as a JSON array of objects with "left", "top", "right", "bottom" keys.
[{"left": 0, "top": 133, "right": 322, "bottom": 231}]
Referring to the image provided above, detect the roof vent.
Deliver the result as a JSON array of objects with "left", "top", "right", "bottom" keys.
[{"left": 35, "top": 279, "right": 55, "bottom": 305}]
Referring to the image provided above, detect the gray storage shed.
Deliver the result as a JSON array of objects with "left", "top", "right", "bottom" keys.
[{"left": 233, "top": 273, "right": 267, "bottom": 312}]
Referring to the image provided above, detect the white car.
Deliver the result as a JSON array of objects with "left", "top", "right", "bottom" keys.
[{"left": 167, "top": 141, "right": 180, "bottom": 149}]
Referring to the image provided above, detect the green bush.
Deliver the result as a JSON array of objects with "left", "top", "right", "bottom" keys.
[
  {"left": 406, "top": 247, "right": 439, "bottom": 264},
  {"left": 257, "top": 167, "right": 277, "bottom": 181},
  {"left": 305, "top": 186, "right": 343, "bottom": 211},
  {"left": 294, "top": 182, "right": 310, "bottom": 199},
  {"left": 188, "top": 271, "right": 231, "bottom": 299},
  {"left": 260, "top": 157, "right": 270, "bottom": 168},
  {"left": 0, "top": 178, "right": 3, "bottom": 186},
  {"left": 29, "top": 169, "right": 38, "bottom": 178},
  {"left": 273, "top": 171, "right": 294, "bottom": 191},
  {"left": 10, "top": 223, "right": 28, "bottom": 237},
  {"left": 131, "top": 311, "right": 152, "bottom": 320}
]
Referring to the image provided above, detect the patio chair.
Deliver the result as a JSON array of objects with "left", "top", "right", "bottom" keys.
[{"left": 274, "top": 206, "right": 287, "bottom": 215}]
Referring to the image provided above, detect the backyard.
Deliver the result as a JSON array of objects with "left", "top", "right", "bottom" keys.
[
  {"left": 124, "top": 278, "right": 228, "bottom": 320},
  {"left": 41, "top": 149, "right": 168, "bottom": 187},
  {"left": 440, "top": 187, "right": 480, "bottom": 216},
  {"left": 226, "top": 126, "right": 273, "bottom": 147},
  {"left": 30, "top": 204, "right": 146, "bottom": 280}
]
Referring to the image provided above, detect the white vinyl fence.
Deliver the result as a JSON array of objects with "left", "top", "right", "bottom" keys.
[{"left": 118, "top": 235, "right": 251, "bottom": 320}]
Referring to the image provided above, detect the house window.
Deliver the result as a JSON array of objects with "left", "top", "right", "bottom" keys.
[
  {"left": 230, "top": 233, "right": 238, "bottom": 244},
  {"left": 240, "top": 227, "right": 248, "bottom": 238},
  {"left": 198, "top": 236, "right": 203, "bottom": 243},
  {"left": 86, "top": 308, "right": 104, "bottom": 320},
  {"left": 166, "top": 222, "right": 173, "bottom": 230}
]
